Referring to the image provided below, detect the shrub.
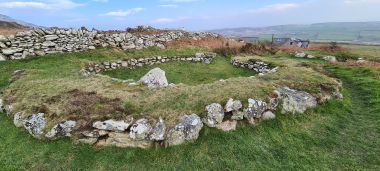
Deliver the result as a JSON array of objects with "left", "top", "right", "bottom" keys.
[
  {"left": 334, "top": 52, "right": 358, "bottom": 61},
  {"left": 213, "top": 46, "right": 240, "bottom": 57},
  {"left": 240, "top": 41, "right": 277, "bottom": 55},
  {"left": 319, "top": 42, "right": 345, "bottom": 53}
]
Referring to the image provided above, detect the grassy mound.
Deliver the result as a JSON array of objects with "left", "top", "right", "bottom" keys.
[
  {"left": 0, "top": 48, "right": 340, "bottom": 129},
  {"left": 0, "top": 63, "right": 378, "bottom": 170},
  {"left": 103, "top": 57, "right": 255, "bottom": 85}
]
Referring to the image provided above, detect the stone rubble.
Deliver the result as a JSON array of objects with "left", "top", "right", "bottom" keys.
[{"left": 231, "top": 59, "right": 278, "bottom": 74}]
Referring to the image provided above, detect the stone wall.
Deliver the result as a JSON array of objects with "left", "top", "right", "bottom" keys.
[
  {"left": 0, "top": 28, "right": 219, "bottom": 60},
  {"left": 80, "top": 52, "right": 217, "bottom": 76},
  {"left": 231, "top": 59, "right": 279, "bottom": 74}
]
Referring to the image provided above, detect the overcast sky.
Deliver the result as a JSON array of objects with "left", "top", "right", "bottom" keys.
[{"left": 0, "top": 0, "right": 379, "bottom": 30}]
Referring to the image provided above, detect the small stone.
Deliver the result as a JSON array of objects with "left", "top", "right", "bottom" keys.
[
  {"left": 216, "top": 120, "right": 237, "bottom": 132},
  {"left": 323, "top": 56, "right": 337, "bottom": 63},
  {"left": 13, "top": 112, "right": 25, "bottom": 127},
  {"left": 149, "top": 117, "right": 166, "bottom": 141},
  {"left": 166, "top": 113, "right": 203, "bottom": 147},
  {"left": 225, "top": 98, "right": 242, "bottom": 112},
  {"left": 24, "top": 113, "right": 45, "bottom": 138},
  {"left": 203, "top": 103, "right": 224, "bottom": 127},
  {"left": 245, "top": 98, "right": 267, "bottom": 120},
  {"left": 93, "top": 118, "right": 133, "bottom": 132},
  {"left": 45, "top": 120, "right": 76, "bottom": 139},
  {"left": 262, "top": 111, "right": 276, "bottom": 120},
  {"left": 129, "top": 118, "right": 151, "bottom": 140}
]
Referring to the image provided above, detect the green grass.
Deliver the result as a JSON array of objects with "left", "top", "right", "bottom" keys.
[
  {"left": 103, "top": 57, "right": 256, "bottom": 85},
  {"left": 0, "top": 64, "right": 379, "bottom": 170}
]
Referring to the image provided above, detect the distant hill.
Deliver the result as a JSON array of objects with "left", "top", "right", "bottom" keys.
[
  {"left": 209, "top": 22, "right": 380, "bottom": 43},
  {"left": 0, "top": 14, "right": 40, "bottom": 28}
]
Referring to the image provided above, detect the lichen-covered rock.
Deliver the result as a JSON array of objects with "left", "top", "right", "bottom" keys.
[
  {"left": 129, "top": 118, "right": 152, "bottom": 140},
  {"left": 150, "top": 117, "right": 166, "bottom": 141},
  {"left": 275, "top": 87, "right": 317, "bottom": 114},
  {"left": 45, "top": 120, "right": 76, "bottom": 139},
  {"left": 23, "top": 113, "right": 45, "bottom": 138},
  {"left": 166, "top": 113, "right": 203, "bottom": 147},
  {"left": 245, "top": 98, "right": 267, "bottom": 121},
  {"left": 138, "top": 67, "right": 169, "bottom": 88},
  {"left": 225, "top": 98, "right": 242, "bottom": 112},
  {"left": 13, "top": 112, "right": 25, "bottom": 127},
  {"left": 203, "top": 103, "right": 224, "bottom": 127},
  {"left": 92, "top": 117, "right": 133, "bottom": 132},
  {"left": 0, "top": 53, "right": 6, "bottom": 61},
  {"left": 231, "top": 111, "right": 245, "bottom": 120},
  {"left": 216, "top": 120, "right": 237, "bottom": 132},
  {"left": 97, "top": 132, "right": 152, "bottom": 149},
  {"left": 262, "top": 111, "right": 276, "bottom": 120},
  {"left": 0, "top": 97, "right": 4, "bottom": 112}
]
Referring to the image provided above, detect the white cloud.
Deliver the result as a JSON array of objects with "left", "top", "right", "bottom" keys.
[
  {"left": 250, "top": 3, "right": 300, "bottom": 13},
  {"left": 0, "top": 0, "right": 84, "bottom": 10},
  {"left": 93, "top": 0, "right": 109, "bottom": 2},
  {"left": 344, "top": 0, "right": 380, "bottom": 4},
  {"left": 152, "top": 18, "right": 177, "bottom": 23},
  {"left": 159, "top": 4, "right": 178, "bottom": 8},
  {"left": 100, "top": 8, "right": 145, "bottom": 17}
]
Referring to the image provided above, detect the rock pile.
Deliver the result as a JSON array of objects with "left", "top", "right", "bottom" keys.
[
  {"left": 80, "top": 52, "right": 217, "bottom": 76},
  {"left": 0, "top": 28, "right": 219, "bottom": 60},
  {"left": 231, "top": 59, "right": 278, "bottom": 74}
]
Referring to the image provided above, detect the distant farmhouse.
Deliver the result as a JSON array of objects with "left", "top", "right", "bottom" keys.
[{"left": 272, "top": 37, "right": 310, "bottom": 48}]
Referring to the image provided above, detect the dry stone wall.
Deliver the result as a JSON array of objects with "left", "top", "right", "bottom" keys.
[
  {"left": 80, "top": 52, "right": 217, "bottom": 76},
  {"left": 0, "top": 28, "right": 219, "bottom": 60}
]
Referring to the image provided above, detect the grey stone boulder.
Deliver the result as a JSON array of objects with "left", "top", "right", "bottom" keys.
[
  {"left": 97, "top": 132, "right": 152, "bottom": 149},
  {"left": 23, "top": 113, "right": 45, "bottom": 138},
  {"left": 129, "top": 118, "right": 152, "bottom": 140},
  {"left": 244, "top": 98, "right": 267, "bottom": 123},
  {"left": 166, "top": 113, "right": 203, "bottom": 147},
  {"left": 44, "top": 35, "right": 59, "bottom": 41},
  {"left": 45, "top": 120, "right": 76, "bottom": 139},
  {"left": 13, "top": 112, "right": 25, "bottom": 127},
  {"left": 150, "top": 117, "right": 166, "bottom": 141},
  {"left": 138, "top": 67, "right": 169, "bottom": 88},
  {"left": 0, "top": 54, "right": 6, "bottom": 61},
  {"left": 92, "top": 117, "right": 133, "bottom": 132},
  {"left": 275, "top": 87, "right": 317, "bottom": 114},
  {"left": 203, "top": 103, "right": 224, "bottom": 127},
  {"left": 0, "top": 97, "right": 4, "bottom": 112},
  {"left": 323, "top": 56, "right": 337, "bottom": 63},
  {"left": 262, "top": 111, "right": 276, "bottom": 120},
  {"left": 2, "top": 48, "right": 22, "bottom": 55},
  {"left": 225, "top": 98, "right": 242, "bottom": 112},
  {"left": 216, "top": 120, "right": 237, "bottom": 132},
  {"left": 295, "top": 51, "right": 307, "bottom": 58}
]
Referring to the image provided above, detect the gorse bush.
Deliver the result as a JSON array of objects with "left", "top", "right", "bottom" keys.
[
  {"left": 213, "top": 41, "right": 278, "bottom": 57},
  {"left": 213, "top": 46, "right": 240, "bottom": 57},
  {"left": 240, "top": 41, "right": 278, "bottom": 55}
]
